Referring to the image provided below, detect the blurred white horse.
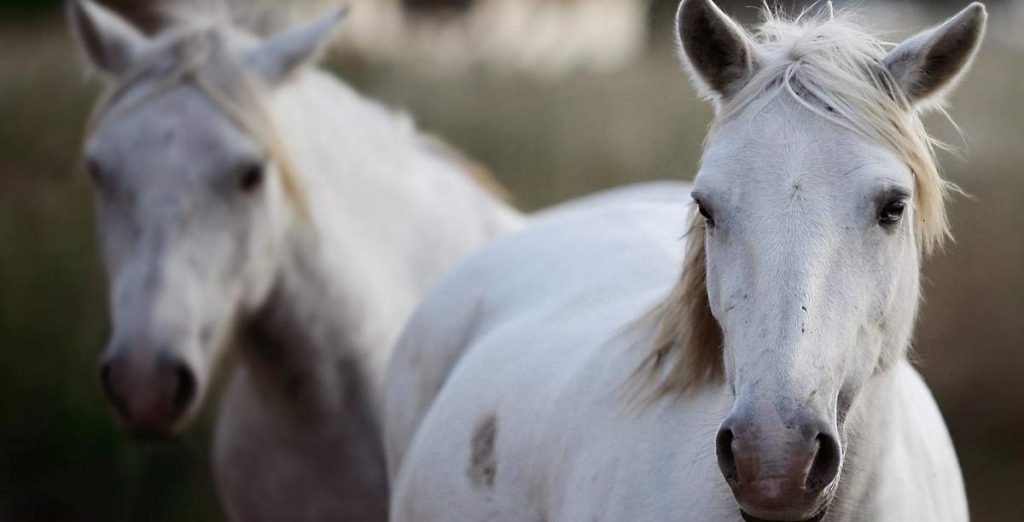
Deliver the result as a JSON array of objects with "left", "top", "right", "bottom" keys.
[
  {"left": 386, "top": 1, "right": 985, "bottom": 520},
  {"left": 68, "top": 1, "right": 521, "bottom": 519}
]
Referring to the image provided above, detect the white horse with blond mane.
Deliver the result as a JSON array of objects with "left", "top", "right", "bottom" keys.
[
  {"left": 68, "top": 1, "right": 521, "bottom": 519},
  {"left": 385, "top": 1, "right": 986, "bottom": 520}
]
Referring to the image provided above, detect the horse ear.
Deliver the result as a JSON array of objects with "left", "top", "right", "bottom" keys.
[
  {"left": 676, "top": 0, "right": 758, "bottom": 101},
  {"left": 883, "top": 3, "right": 987, "bottom": 107},
  {"left": 67, "top": 0, "right": 148, "bottom": 76},
  {"left": 243, "top": 8, "right": 347, "bottom": 86}
]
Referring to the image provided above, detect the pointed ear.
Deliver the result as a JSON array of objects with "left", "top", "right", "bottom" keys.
[
  {"left": 884, "top": 3, "right": 987, "bottom": 107},
  {"left": 676, "top": 0, "right": 758, "bottom": 100},
  {"left": 67, "top": 0, "right": 148, "bottom": 76},
  {"left": 243, "top": 8, "right": 347, "bottom": 86}
]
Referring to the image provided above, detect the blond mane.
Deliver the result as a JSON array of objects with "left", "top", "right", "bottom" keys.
[
  {"left": 86, "top": 22, "right": 311, "bottom": 221},
  {"left": 638, "top": 9, "right": 954, "bottom": 398}
]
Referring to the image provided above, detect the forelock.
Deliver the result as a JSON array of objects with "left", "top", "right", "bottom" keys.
[
  {"left": 86, "top": 21, "right": 309, "bottom": 221},
  {"left": 714, "top": 8, "right": 953, "bottom": 255}
]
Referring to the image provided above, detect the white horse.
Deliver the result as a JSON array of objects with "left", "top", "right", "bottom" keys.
[
  {"left": 68, "top": 1, "right": 521, "bottom": 519},
  {"left": 386, "top": 1, "right": 986, "bottom": 520}
]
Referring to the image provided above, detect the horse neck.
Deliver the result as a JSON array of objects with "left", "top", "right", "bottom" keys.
[
  {"left": 828, "top": 365, "right": 902, "bottom": 519},
  {"left": 242, "top": 70, "right": 522, "bottom": 415}
]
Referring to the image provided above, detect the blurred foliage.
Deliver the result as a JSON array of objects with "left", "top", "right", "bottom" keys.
[
  {"left": 0, "top": 0, "right": 59, "bottom": 15},
  {"left": 1, "top": 1, "right": 1022, "bottom": 521},
  {"left": 0, "top": 0, "right": 160, "bottom": 32}
]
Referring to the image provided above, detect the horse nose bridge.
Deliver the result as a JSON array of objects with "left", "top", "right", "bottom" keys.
[
  {"left": 111, "top": 245, "right": 199, "bottom": 337},
  {"left": 751, "top": 236, "right": 833, "bottom": 311},
  {"left": 739, "top": 269, "right": 827, "bottom": 337},
  {"left": 728, "top": 233, "right": 834, "bottom": 348},
  {"left": 734, "top": 372, "right": 838, "bottom": 422},
  {"left": 730, "top": 295, "right": 840, "bottom": 402}
]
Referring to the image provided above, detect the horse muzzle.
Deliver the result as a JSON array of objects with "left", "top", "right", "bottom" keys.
[
  {"left": 99, "top": 344, "right": 200, "bottom": 438},
  {"left": 716, "top": 409, "right": 842, "bottom": 521}
]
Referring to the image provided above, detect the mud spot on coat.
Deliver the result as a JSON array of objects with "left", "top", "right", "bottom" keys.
[{"left": 468, "top": 413, "right": 497, "bottom": 488}]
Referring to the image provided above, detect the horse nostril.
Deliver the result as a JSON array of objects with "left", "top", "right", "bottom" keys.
[
  {"left": 170, "top": 362, "right": 197, "bottom": 416},
  {"left": 716, "top": 427, "right": 739, "bottom": 486},
  {"left": 806, "top": 433, "right": 841, "bottom": 492}
]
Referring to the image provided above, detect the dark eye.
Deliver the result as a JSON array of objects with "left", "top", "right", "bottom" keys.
[
  {"left": 238, "top": 163, "right": 265, "bottom": 193},
  {"left": 697, "top": 202, "right": 715, "bottom": 227},
  {"left": 878, "top": 198, "right": 907, "bottom": 228}
]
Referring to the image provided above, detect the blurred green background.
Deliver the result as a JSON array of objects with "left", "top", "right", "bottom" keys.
[{"left": 0, "top": 0, "right": 1021, "bottom": 520}]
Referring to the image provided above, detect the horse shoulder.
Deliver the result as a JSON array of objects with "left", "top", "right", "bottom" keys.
[
  {"left": 383, "top": 251, "right": 495, "bottom": 481},
  {"left": 390, "top": 187, "right": 720, "bottom": 521},
  {"left": 385, "top": 183, "right": 689, "bottom": 470}
]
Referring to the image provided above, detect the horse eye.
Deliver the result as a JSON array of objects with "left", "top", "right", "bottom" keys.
[
  {"left": 697, "top": 203, "right": 715, "bottom": 227},
  {"left": 238, "top": 163, "right": 265, "bottom": 193},
  {"left": 878, "top": 198, "right": 907, "bottom": 228}
]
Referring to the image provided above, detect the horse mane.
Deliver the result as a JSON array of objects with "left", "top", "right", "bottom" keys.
[
  {"left": 637, "top": 8, "right": 954, "bottom": 398},
  {"left": 634, "top": 208, "right": 722, "bottom": 399}
]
